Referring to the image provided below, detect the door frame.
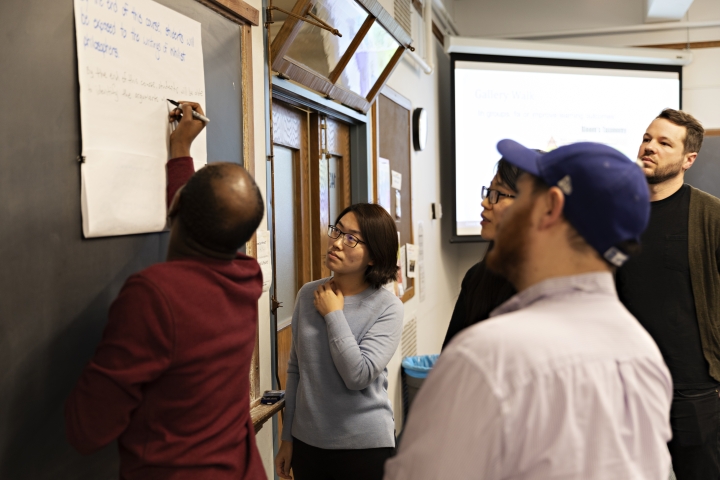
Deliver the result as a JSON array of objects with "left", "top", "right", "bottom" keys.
[
  {"left": 271, "top": 77, "right": 373, "bottom": 205},
  {"left": 264, "top": 75, "right": 374, "bottom": 462}
]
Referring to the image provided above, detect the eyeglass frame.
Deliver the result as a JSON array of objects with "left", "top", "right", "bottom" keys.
[
  {"left": 481, "top": 186, "right": 516, "bottom": 205},
  {"left": 327, "top": 225, "right": 367, "bottom": 248}
]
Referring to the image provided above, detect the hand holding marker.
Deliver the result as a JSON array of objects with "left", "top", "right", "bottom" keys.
[{"left": 167, "top": 99, "right": 210, "bottom": 123}]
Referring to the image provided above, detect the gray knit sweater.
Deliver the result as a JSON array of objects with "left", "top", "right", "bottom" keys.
[{"left": 281, "top": 278, "right": 404, "bottom": 449}]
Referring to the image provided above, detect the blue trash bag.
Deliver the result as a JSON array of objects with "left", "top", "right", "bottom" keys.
[{"left": 402, "top": 354, "right": 439, "bottom": 379}]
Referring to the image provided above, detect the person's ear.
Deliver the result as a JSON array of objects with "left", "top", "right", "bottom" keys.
[
  {"left": 682, "top": 151, "right": 698, "bottom": 171},
  {"left": 168, "top": 186, "right": 184, "bottom": 219},
  {"left": 537, "top": 186, "right": 565, "bottom": 230}
]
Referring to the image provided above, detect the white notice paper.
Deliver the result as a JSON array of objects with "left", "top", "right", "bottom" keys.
[
  {"left": 74, "top": 0, "right": 207, "bottom": 237},
  {"left": 417, "top": 222, "right": 425, "bottom": 302},
  {"left": 256, "top": 230, "right": 273, "bottom": 292},
  {"left": 405, "top": 243, "right": 417, "bottom": 279},
  {"left": 391, "top": 170, "right": 402, "bottom": 190},
  {"left": 399, "top": 245, "right": 408, "bottom": 292},
  {"left": 377, "top": 157, "right": 391, "bottom": 214}
]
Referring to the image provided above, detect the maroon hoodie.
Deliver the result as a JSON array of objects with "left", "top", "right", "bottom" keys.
[{"left": 65, "top": 157, "right": 266, "bottom": 479}]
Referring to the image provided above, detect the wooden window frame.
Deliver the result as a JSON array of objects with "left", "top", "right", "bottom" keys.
[{"left": 269, "top": 0, "right": 412, "bottom": 113}]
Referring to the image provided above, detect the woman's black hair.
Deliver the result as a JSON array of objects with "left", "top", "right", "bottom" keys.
[
  {"left": 463, "top": 158, "right": 521, "bottom": 328},
  {"left": 442, "top": 157, "right": 524, "bottom": 349},
  {"left": 495, "top": 157, "right": 520, "bottom": 193},
  {"left": 334, "top": 203, "right": 399, "bottom": 289}
]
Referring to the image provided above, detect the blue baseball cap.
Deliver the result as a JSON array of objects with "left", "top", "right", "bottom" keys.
[{"left": 496, "top": 140, "right": 650, "bottom": 266}]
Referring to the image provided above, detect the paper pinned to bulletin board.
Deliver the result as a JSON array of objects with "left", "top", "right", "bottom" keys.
[
  {"left": 377, "top": 157, "right": 391, "bottom": 214},
  {"left": 405, "top": 243, "right": 417, "bottom": 279},
  {"left": 74, "top": 0, "right": 207, "bottom": 237}
]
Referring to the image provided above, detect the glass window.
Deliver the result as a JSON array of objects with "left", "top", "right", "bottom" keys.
[
  {"left": 268, "top": 0, "right": 298, "bottom": 44},
  {"left": 328, "top": 155, "right": 341, "bottom": 224},
  {"left": 273, "top": 145, "right": 298, "bottom": 329},
  {"left": 284, "top": 0, "right": 370, "bottom": 78},
  {"left": 335, "top": 20, "right": 399, "bottom": 98}
]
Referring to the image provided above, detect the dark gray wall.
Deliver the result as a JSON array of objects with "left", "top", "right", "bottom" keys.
[
  {"left": 685, "top": 136, "right": 720, "bottom": 198},
  {"left": 0, "top": 0, "right": 243, "bottom": 478},
  {"left": 436, "top": 40, "right": 455, "bottom": 245}
]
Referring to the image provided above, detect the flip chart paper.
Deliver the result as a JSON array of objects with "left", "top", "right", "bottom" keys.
[{"left": 74, "top": 0, "right": 207, "bottom": 237}]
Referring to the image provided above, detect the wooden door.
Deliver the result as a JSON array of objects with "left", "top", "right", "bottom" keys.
[
  {"left": 271, "top": 102, "right": 352, "bottom": 453},
  {"left": 271, "top": 100, "right": 312, "bottom": 395},
  {"left": 311, "top": 114, "right": 352, "bottom": 280}
]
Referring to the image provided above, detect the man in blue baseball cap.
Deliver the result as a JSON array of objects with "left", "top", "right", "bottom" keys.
[{"left": 385, "top": 141, "right": 673, "bottom": 480}]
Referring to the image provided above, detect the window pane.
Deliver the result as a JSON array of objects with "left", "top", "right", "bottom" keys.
[
  {"left": 269, "top": 0, "right": 298, "bottom": 44},
  {"left": 328, "top": 155, "right": 341, "bottom": 225},
  {"left": 335, "top": 21, "right": 399, "bottom": 98},
  {"left": 284, "top": 0, "right": 370, "bottom": 78},
  {"left": 273, "top": 145, "right": 298, "bottom": 329}
]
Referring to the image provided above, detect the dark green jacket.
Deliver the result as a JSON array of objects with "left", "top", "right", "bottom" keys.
[{"left": 688, "top": 186, "right": 720, "bottom": 381}]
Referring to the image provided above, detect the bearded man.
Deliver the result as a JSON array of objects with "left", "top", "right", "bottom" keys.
[
  {"left": 616, "top": 109, "right": 720, "bottom": 480},
  {"left": 384, "top": 141, "right": 673, "bottom": 479}
]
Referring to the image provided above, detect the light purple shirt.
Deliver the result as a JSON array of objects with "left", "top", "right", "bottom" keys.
[{"left": 385, "top": 272, "right": 673, "bottom": 480}]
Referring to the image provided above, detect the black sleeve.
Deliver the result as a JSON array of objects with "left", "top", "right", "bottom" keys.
[{"left": 442, "top": 263, "right": 482, "bottom": 350}]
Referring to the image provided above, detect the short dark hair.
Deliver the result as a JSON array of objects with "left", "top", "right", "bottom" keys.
[
  {"left": 179, "top": 163, "right": 264, "bottom": 254},
  {"left": 334, "top": 203, "right": 399, "bottom": 289},
  {"left": 657, "top": 108, "right": 704, "bottom": 154}
]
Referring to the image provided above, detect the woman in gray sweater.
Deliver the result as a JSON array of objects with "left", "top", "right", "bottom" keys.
[{"left": 275, "top": 203, "right": 404, "bottom": 480}]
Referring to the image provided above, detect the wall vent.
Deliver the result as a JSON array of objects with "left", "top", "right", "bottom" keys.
[
  {"left": 401, "top": 316, "right": 418, "bottom": 358},
  {"left": 394, "top": 0, "right": 412, "bottom": 35}
]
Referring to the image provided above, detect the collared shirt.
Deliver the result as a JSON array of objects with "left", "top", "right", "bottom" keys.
[{"left": 385, "top": 272, "right": 673, "bottom": 480}]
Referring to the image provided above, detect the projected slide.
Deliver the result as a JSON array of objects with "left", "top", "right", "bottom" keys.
[{"left": 454, "top": 61, "right": 680, "bottom": 237}]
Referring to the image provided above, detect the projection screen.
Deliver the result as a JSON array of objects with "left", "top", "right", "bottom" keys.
[{"left": 451, "top": 55, "right": 681, "bottom": 241}]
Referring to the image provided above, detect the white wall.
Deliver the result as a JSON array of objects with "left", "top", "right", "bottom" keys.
[
  {"left": 454, "top": 0, "right": 644, "bottom": 39},
  {"left": 452, "top": 0, "right": 720, "bottom": 40}
]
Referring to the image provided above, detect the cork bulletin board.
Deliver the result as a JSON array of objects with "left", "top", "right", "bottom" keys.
[{"left": 376, "top": 87, "right": 414, "bottom": 302}]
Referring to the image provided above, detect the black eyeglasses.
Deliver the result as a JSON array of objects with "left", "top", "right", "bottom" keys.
[
  {"left": 482, "top": 186, "right": 516, "bottom": 205},
  {"left": 327, "top": 225, "right": 366, "bottom": 248}
]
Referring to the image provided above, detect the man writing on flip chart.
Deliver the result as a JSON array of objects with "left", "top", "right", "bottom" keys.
[{"left": 66, "top": 102, "right": 267, "bottom": 480}]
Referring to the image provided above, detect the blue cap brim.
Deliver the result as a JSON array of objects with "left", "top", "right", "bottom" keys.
[{"left": 497, "top": 139, "right": 542, "bottom": 176}]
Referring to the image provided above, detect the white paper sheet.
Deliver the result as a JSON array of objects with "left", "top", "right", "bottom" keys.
[
  {"left": 74, "top": 0, "right": 207, "bottom": 237},
  {"left": 417, "top": 222, "right": 425, "bottom": 302},
  {"left": 405, "top": 243, "right": 417, "bottom": 279},
  {"left": 377, "top": 157, "right": 391, "bottom": 214},
  {"left": 256, "top": 230, "right": 273, "bottom": 293},
  {"left": 399, "top": 245, "right": 407, "bottom": 293},
  {"left": 391, "top": 170, "right": 402, "bottom": 190}
]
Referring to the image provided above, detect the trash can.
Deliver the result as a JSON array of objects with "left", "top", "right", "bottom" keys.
[{"left": 401, "top": 354, "right": 439, "bottom": 417}]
